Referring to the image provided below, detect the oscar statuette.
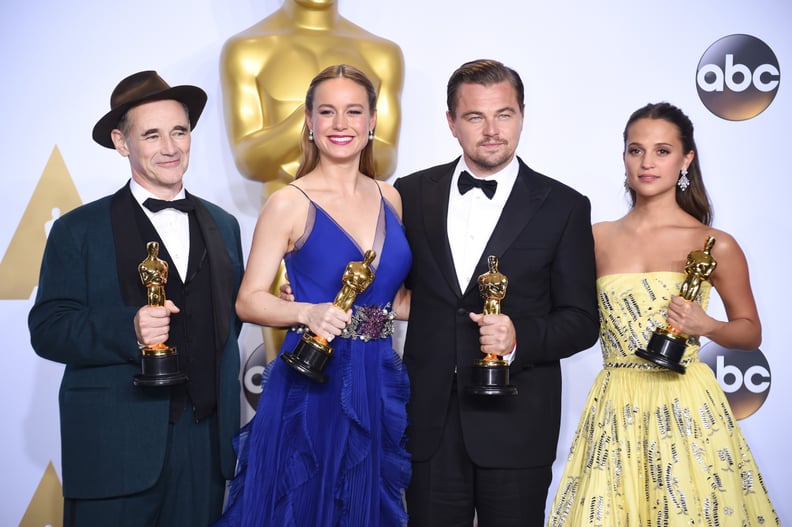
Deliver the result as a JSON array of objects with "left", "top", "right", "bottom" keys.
[
  {"left": 466, "top": 256, "right": 518, "bottom": 396},
  {"left": 281, "top": 250, "right": 377, "bottom": 383},
  {"left": 133, "top": 241, "right": 188, "bottom": 387},
  {"left": 636, "top": 236, "right": 717, "bottom": 373}
]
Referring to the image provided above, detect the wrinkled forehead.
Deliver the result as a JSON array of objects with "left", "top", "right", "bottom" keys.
[{"left": 123, "top": 99, "right": 190, "bottom": 130}]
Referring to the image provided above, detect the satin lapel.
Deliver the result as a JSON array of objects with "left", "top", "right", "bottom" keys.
[
  {"left": 111, "top": 184, "right": 154, "bottom": 306},
  {"left": 463, "top": 162, "right": 551, "bottom": 296},
  {"left": 189, "top": 192, "right": 233, "bottom": 352},
  {"left": 423, "top": 166, "right": 463, "bottom": 297}
]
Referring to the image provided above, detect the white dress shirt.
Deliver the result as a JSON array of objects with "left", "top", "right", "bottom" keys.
[
  {"left": 447, "top": 158, "right": 519, "bottom": 292},
  {"left": 130, "top": 180, "right": 191, "bottom": 282},
  {"left": 447, "top": 158, "right": 519, "bottom": 361}
]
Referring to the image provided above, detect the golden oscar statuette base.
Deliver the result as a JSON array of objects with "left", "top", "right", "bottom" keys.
[
  {"left": 282, "top": 250, "right": 377, "bottom": 383},
  {"left": 636, "top": 236, "right": 717, "bottom": 374},
  {"left": 466, "top": 256, "right": 518, "bottom": 396},
  {"left": 133, "top": 241, "right": 188, "bottom": 387},
  {"left": 134, "top": 342, "right": 189, "bottom": 387}
]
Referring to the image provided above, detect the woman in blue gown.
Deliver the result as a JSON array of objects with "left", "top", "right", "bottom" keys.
[{"left": 215, "top": 64, "right": 411, "bottom": 527}]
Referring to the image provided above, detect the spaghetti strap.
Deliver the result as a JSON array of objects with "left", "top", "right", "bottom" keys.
[
  {"left": 287, "top": 183, "right": 311, "bottom": 201},
  {"left": 286, "top": 181, "right": 386, "bottom": 260},
  {"left": 289, "top": 180, "right": 382, "bottom": 203},
  {"left": 287, "top": 184, "right": 315, "bottom": 253}
]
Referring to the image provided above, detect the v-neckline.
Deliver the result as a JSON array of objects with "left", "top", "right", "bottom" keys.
[{"left": 310, "top": 199, "right": 386, "bottom": 266}]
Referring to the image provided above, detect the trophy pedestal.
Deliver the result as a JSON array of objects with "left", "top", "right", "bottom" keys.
[
  {"left": 134, "top": 348, "right": 188, "bottom": 387},
  {"left": 635, "top": 329, "right": 688, "bottom": 374},
  {"left": 281, "top": 334, "right": 332, "bottom": 383},
  {"left": 466, "top": 359, "right": 518, "bottom": 396}
]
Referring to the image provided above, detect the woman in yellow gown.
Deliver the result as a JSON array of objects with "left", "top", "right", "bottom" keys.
[{"left": 547, "top": 102, "right": 779, "bottom": 526}]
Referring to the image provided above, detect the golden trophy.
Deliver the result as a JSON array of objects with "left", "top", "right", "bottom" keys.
[
  {"left": 636, "top": 236, "right": 718, "bottom": 373},
  {"left": 133, "top": 241, "right": 188, "bottom": 387},
  {"left": 466, "top": 256, "right": 518, "bottom": 396},
  {"left": 281, "top": 250, "right": 377, "bottom": 383}
]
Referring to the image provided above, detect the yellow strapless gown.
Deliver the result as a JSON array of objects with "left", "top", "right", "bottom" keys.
[{"left": 547, "top": 272, "right": 778, "bottom": 526}]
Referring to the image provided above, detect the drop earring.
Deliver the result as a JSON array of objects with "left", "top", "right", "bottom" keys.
[
  {"left": 368, "top": 130, "right": 374, "bottom": 140},
  {"left": 308, "top": 130, "right": 314, "bottom": 142},
  {"left": 677, "top": 169, "right": 690, "bottom": 192}
]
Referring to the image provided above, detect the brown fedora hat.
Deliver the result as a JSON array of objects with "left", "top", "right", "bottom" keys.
[{"left": 92, "top": 70, "right": 207, "bottom": 148}]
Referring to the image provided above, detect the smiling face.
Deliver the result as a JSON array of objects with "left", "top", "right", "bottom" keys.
[
  {"left": 111, "top": 99, "right": 191, "bottom": 199},
  {"left": 446, "top": 81, "right": 523, "bottom": 177},
  {"left": 623, "top": 117, "right": 695, "bottom": 201},
  {"left": 306, "top": 77, "right": 376, "bottom": 166}
]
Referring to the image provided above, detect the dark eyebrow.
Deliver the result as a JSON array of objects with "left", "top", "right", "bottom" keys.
[
  {"left": 141, "top": 125, "right": 189, "bottom": 136},
  {"left": 627, "top": 141, "right": 674, "bottom": 149},
  {"left": 317, "top": 103, "right": 365, "bottom": 110},
  {"left": 461, "top": 107, "right": 516, "bottom": 119}
]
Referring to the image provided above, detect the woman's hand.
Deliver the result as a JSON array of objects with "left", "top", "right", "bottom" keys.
[
  {"left": 302, "top": 303, "right": 351, "bottom": 341},
  {"left": 666, "top": 296, "right": 719, "bottom": 337}
]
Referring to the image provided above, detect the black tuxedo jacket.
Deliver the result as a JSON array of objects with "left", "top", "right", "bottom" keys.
[{"left": 395, "top": 157, "right": 598, "bottom": 468}]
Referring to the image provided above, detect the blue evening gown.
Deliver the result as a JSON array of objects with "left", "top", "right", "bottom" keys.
[{"left": 215, "top": 187, "right": 411, "bottom": 527}]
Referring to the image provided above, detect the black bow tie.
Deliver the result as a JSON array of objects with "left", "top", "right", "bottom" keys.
[
  {"left": 457, "top": 170, "right": 497, "bottom": 199},
  {"left": 143, "top": 197, "right": 195, "bottom": 213}
]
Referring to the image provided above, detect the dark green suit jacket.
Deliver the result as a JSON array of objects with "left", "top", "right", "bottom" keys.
[{"left": 29, "top": 183, "right": 244, "bottom": 499}]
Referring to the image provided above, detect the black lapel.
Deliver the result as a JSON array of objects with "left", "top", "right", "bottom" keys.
[
  {"left": 422, "top": 162, "right": 463, "bottom": 297},
  {"left": 112, "top": 186, "right": 233, "bottom": 349},
  {"left": 111, "top": 183, "right": 160, "bottom": 306},
  {"left": 184, "top": 212, "right": 207, "bottom": 284},
  {"left": 463, "top": 159, "right": 551, "bottom": 297},
  {"left": 188, "top": 192, "right": 233, "bottom": 352}
]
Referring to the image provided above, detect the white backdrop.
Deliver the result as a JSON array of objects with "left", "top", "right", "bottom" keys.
[{"left": 2, "top": 1, "right": 789, "bottom": 524}]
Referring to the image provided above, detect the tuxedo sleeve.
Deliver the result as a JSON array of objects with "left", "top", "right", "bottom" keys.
[
  {"left": 511, "top": 195, "right": 599, "bottom": 366},
  {"left": 28, "top": 217, "right": 140, "bottom": 367}
]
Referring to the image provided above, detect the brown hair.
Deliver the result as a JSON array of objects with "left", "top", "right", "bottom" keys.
[
  {"left": 296, "top": 64, "right": 377, "bottom": 179},
  {"left": 623, "top": 102, "right": 713, "bottom": 226},
  {"left": 446, "top": 59, "right": 525, "bottom": 118}
]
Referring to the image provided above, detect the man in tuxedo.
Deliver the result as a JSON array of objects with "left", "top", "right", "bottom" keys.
[
  {"left": 29, "top": 70, "right": 244, "bottom": 526},
  {"left": 394, "top": 59, "right": 599, "bottom": 526}
]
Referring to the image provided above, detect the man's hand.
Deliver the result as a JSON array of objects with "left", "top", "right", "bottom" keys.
[
  {"left": 469, "top": 312, "right": 516, "bottom": 357},
  {"left": 134, "top": 300, "right": 180, "bottom": 347}
]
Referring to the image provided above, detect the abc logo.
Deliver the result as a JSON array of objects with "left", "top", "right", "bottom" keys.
[
  {"left": 242, "top": 343, "right": 269, "bottom": 410},
  {"left": 696, "top": 34, "right": 780, "bottom": 121},
  {"left": 699, "top": 342, "right": 771, "bottom": 419}
]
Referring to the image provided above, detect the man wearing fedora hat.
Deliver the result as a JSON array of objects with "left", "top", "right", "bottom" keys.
[{"left": 29, "top": 70, "right": 244, "bottom": 526}]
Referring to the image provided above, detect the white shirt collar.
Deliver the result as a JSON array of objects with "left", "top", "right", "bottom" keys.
[
  {"left": 129, "top": 179, "right": 187, "bottom": 208},
  {"left": 128, "top": 179, "right": 190, "bottom": 282},
  {"left": 451, "top": 157, "right": 520, "bottom": 203}
]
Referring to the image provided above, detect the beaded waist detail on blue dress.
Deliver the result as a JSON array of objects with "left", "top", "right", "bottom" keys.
[
  {"left": 292, "top": 303, "right": 396, "bottom": 342},
  {"left": 341, "top": 303, "right": 395, "bottom": 341}
]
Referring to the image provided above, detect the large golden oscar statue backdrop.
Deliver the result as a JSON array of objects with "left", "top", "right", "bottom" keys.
[
  {"left": 220, "top": 0, "right": 404, "bottom": 361},
  {"left": 220, "top": 0, "right": 404, "bottom": 195}
]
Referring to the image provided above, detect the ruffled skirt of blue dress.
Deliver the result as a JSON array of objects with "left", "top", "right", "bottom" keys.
[{"left": 213, "top": 333, "right": 410, "bottom": 527}]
